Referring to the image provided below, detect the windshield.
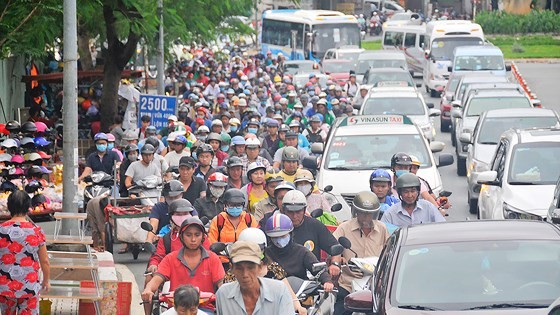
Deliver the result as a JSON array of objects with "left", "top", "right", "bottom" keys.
[
  {"left": 446, "top": 77, "right": 461, "bottom": 93},
  {"left": 454, "top": 55, "right": 505, "bottom": 71},
  {"left": 365, "top": 72, "right": 414, "bottom": 86},
  {"left": 313, "top": 24, "right": 361, "bottom": 60},
  {"left": 478, "top": 117, "right": 559, "bottom": 144},
  {"left": 357, "top": 58, "right": 407, "bottom": 74},
  {"left": 430, "top": 37, "right": 484, "bottom": 60},
  {"left": 325, "top": 134, "right": 431, "bottom": 170},
  {"left": 294, "top": 75, "right": 329, "bottom": 89},
  {"left": 393, "top": 240, "right": 560, "bottom": 310},
  {"left": 508, "top": 142, "right": 560, "bottom": 185},
  {"left": 362, "top": 97, "right": 425, "bottom": 115},
  {"left": 338, "top": 52, "right": 361, "bottom": 61},
  {"left": 323, "top": 62, "right": 356, "bottom": 74},
  {"left": 466, "top": 97, "right": 531, "bottom": 117},
  {"left": 284, "top": 62, "right": 318, "bottom": 75}
]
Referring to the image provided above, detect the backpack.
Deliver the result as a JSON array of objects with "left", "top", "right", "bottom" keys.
[
  {"left": 163, "top": 232, "right": 172, "bottom": 254},
  {"left": 306, "top": 128, "right": 322, "bottom": 144},
  {"left": 216, "top": 211, "right": 252, "bottom": 242}
]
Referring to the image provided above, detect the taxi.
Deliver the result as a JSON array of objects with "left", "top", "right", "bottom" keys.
[{"left": 303, "top": 114, "right": 453, "bottom": 221}]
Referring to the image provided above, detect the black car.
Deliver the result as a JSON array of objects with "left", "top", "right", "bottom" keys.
[{"left": 346, "top": 220, "right": 560, "bottom": 314}]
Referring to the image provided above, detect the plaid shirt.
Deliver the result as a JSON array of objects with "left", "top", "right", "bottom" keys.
[{"left": 241, "top": 155, "right": 271, "bottom": 176}]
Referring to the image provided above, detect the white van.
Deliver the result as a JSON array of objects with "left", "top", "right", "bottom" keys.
[
  {"left": 423, "top": 20, "right": 485, "bottom": 97},
  {"left": 382, "top": 24, "right": 426, "bottom": 75},
  {"left": 451, "top": 45, "right": 510, "bottom": 76}
]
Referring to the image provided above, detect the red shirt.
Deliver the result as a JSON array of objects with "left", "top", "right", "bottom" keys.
[
  {"left": 148, "top": 233, "right": 211, "bottom": 267},
  {"left": 155, "top": 247, "right": 224, "bottom": 293}
]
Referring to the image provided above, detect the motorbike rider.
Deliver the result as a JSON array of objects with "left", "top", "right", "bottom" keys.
[
  {"left": 79, "top": 132, "right": 120, "bottom": 182},
  {"left": 119, "top": 143, "right": 138, "bottom": 197},
  {"left": 225, "top": 156, "right": 246, "bottom": 189},
  {"left": 193, "top": 172, "right": 227, "bottom": 220},
  {"left": 332, "top": 191, "right": 390, "bottom": 315},
  {"left": 293, "top": 169, "right": 334, "bottom": 219},
  {"left": 206, "top": 132, "right": 228, "bottom": 167},
  {"left": 272, "top": 131, "right": 309, "bottom": 169},
  {"left": 280, "top": 190, "right": 342, "bottom": 276},
  {"left": 264, "top": 213, "right": 334, "bottom": 293},
  {"left": 146, "top": 180, "right": 189, "bottom": 244},
  {"left": 208, "top": 188, "right": 258, "bottom": 245},
  {"left": 409, "top": 154, "right": 450, "bottom": 215},
  {"left": 178, "top": 156, "right": 207, "bottom": 204},
  {"left": 124, "top": 144, "right": 164, "bottom": 202},
  {"left": 142, "top": 217, "right": 225, "bottom": 303},
  {"left": 241, "top": 138, "right": 271, "bottom": 175},
  {"left": 253, "top": 169, "right": 284, "bottom": 221},
  {"left": 381, "top": 173, "right": 446, "bottom": 227},
  {"left": 369, "top": 169, "right": 399, "bottom": 217},
  {"left": 164, "top": 135, "right": 190, "bottom": 168},
  {"left": 390, "top": 152, "right": 439, "bottom": 208},
  {"left": 258, "top": 181, "right": 295, "bottom": 228},
  {"left": 302, "top": 115, "right": 327, "bottom": 144},
  {"left": 194, "top": 143, "right": 216, "bottom": 181},
  {"left": 241, "top": 162, "right": 268, "bottom": 213}
]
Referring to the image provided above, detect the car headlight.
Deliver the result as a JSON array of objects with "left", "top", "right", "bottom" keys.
[{"left": 503, "top": 203, "right": 542, "bottom": 221}]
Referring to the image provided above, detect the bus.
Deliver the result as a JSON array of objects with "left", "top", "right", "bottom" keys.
[{"left": 260, "top": 10, "right": 361, "bottom": 61}]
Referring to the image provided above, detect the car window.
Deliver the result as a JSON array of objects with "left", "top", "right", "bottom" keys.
[
  {"left": 325, "top": 134, "right": 432, "bottom": 170},
  {"left": 362, "top": 97, "right": 425, "bottom": 115},
  {"left": 374, "top": 234, "right": 397, "bottom": 303},
  {"left": 419, "top": 35, "right": 426, "bottom": 48},
  {"left": 365, "top": 71, "right": 414, "bottom": 86},
  {"left": 478, "top": 117, "right": 559, "bottom": 145},
  {"left": 392, "top": 240, "right": 560, "bottom": 310},
  {"left": 491, "top": 141, "right": 506, "bottom": 173},
  {"left": 404, "top": 33, "right": 416, "bottom": 48},
  {"left": 496, "top": 140, "right": 508, "bottom": 181},
  {"left": 384, "top": 31, "right": 404, "bottom": 46},
  {"left": 508, "top": 142, "right": 560, "bottom": 185},
  {"left": 466, "top": 97, "right": 532, "bottom": 117}
]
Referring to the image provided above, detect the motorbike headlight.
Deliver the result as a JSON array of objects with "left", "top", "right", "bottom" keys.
[{"left": 503, "top": 203, "right": 542, "bottom": 221}]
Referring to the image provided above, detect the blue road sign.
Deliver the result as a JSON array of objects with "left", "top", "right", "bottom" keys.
[{"left": 138, "top": 94, "right": 177, "bottom": 130}]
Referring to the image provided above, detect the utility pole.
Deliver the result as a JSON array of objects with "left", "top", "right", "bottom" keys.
[
  {"left": 61, "top": 0, "right": 79, "bottom": 234},
  {"left": 156, "top": 0, "right": 165, "bottom": 95},
  {"left": 255, "top": 0, "right": 260, "bottom": 53}
]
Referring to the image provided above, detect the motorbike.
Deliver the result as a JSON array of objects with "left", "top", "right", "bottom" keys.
[
  {"left": 128, "top": 175, "right": 163, "bottom": 206},
  {"left": 369, "top": 21, "right": 381, "bottom": 36},
  {"left": 83, "top": 171, "right": 114, "bottom": 210},
  {"left": 438, "top": 190, "right": 452, "bottom": 216},
  {"left": 338, "top": 236, "right": 379, "bottom": 292}
]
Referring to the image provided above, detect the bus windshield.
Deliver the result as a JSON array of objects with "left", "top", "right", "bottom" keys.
[
  {"left": 430, "top": 37, "right": 483, "bottom": 61},
  {"left": 313, "top": 24, "right": 361, "bottom": 59}
]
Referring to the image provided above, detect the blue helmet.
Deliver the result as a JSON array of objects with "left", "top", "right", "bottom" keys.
[
  {"left": 93, "top": 132, "right": 108, "bottom": 142},
  {"left": 231, "top": 136, "right": 246, "bottom": 146},
  {"left": 370, "top": 169, "right": 392, "bottom": 184}
]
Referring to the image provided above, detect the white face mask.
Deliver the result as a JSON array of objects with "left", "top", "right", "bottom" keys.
[
  {"left": 297, "top": 183, "right": 313, "bottom": 196},
  {"left": 271, "top": 234, "right": 290, "bottom": 248}
]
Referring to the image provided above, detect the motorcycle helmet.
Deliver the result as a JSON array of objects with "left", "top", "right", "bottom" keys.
[
  {"left": 10, "top": 155, "right": 24, "bottom": 164},
  {"left": 145, "top": 136, "right": 159, "bottom": 149},
  {"left": 245, "top": 138, "right": 261, "bottom": 148},
  {"left": 93, "top": 132, "right": 109, "bottom": 143},
  {"left": 238, "top": 227, "right": 267, "bottom": 249},
  {"left": 226, "top": 156, "right": 243, "bottom": 169},
  {"left": 31, "top": 194, "right": 49, "bottom": 208},
  {"left": 27, "top": 165, "right": 44, "bottom": 177},
  {"left": 409, "top": 155, "right": 421, "bottom": 167},
  {"left": 37, "top": 151, "right": 51, "bottom": 160},
  {"left": 34, "top": 137, "right": 51, "bottom": 147},
  {"left": 247, "top": 162, "right": 266, "bottom": 180},
  {"left": 162, "top": 179, "right": 184, "bottom": 198},
  {"left": 24, "top": 152, "right": 42, "bottom": 162},
  {"left": 294, "top": 169, "right": 315, "bottom": 185},
  {"left": 0, "top": 153, "right": 12, "bottom": 163},
  {"left": 140, "top": 144, "right": 155, "bottom": 155},
  {"left": 179, "top": 217, "right": 206, "bottom": 241},
  {"left": 395, "top": 173, "right": 421, "bottom": 200},
  {"left": 223, "top": 188, "right": 245, "bottom": 206},
  {"left": 370, "top": 169, "right": 392, "bottom": 184},
  {"left": 281, "top": 190, "right": 307, "bottom": 212},
  {"left": 21, "top": 121, "right": 37, "bottom": 134},
  {"left": 124, "top": 143, "right": 139, "bottom": 153},
  {"left": 351, "top": 191, "right": 381, "bottom": 218},
  {"left": 34, "top": 121, "right": 48, "bottom": 133},
  {"left": 391, "top": 152, "right": 412, "bottom": 170},
  {"left": 207, "top": 172, "right": 228, "bottom": 187},
  {"left": 5, "top": 120, "right": 20, "bottom": 133},
  {"left": 25, "top": 180, "right": 43, "bottom": 194},
  {"left": 168, "top": 199, "right": 195, "bottom": 215},
  {"left": 1, "top": 139, "right": 19, "bottom": 148},
  {"left": 281, "top": 146, "right": 299, "bottom": 162},
  {"left": 206, "top": 133, "right": 222, "bottom": 144},
  {"left": 231, "top": 136, "right": 246, "bottom": 146},
  {"left": 264, "top": 213, "right": 293, "bottom": 238},
  {"left": 20, "top": 137, "right": 35, "bottom": 147},
  {"left": 0, "top": 181, "right": 18, "bottom": 192},
  {"left": 265, "top": 168, "right": 284, "bottom": 184},
  {"left": 196, "top": 143, "right": 214, "bottom": 157}
]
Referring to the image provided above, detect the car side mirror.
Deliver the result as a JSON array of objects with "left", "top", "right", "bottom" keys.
[
  {"left": 430, "top": 141, "right": 445, "bottom": 153},
  {"left": 426, "top": 102, "right": 434, "bottom": 109},
  {"left": 451, "top": 110, "right": 462, "bottom": 119},
  {"left": 416, "top": 82, "right": 422, "bottom": 87},
  {"left": 447, "top": 66, "right": 452, "bottom": 72},
  {"left": 459, "top": 132, "right": 472, "bottom": 144},
  {"left": 477, "top": 170, "right": 499, "bottom": 185},
  {"left": 451, "top": 100, "right": 462, "bottom": 108},
  {"left": 344, "top": 290, "right": 374, "bottom": 312},
  {"left": 311, "top": 142, "right": 324, "bottom": 154},
  {"left": 429, "top": 109, "right": 441, "bottom": 117},
  {"left": 437, "top": 153, "right": 454, "bottom": 167},
  {"left": 302, "top": 156, "right": 319, "bottom": 170},
  {"left": 505, "top": 64, "right": 512, "bottom": 72}
]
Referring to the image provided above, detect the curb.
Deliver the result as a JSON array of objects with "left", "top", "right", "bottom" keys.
[
  {"left": 509, "top": 58, "right": 560, "bottom": 64},
  {"left": 115, "top": 264, "right": 145, "bottom": 315}
]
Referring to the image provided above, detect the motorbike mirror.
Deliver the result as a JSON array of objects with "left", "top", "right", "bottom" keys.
[
  {"left": 210, "top": 242, "right": 227, "bottom": 254},
  {"left": 144, "top": 242, "right": 157, "bottom": 254},
  {"left": 439, "top": 190, "right": 452, "bottom": 197},
  {"left": 310, "top": 208, "right": 323, "bottom": 218},
  {"left": 141, "top": 221, "right": 154, "bottom": 232},
  {"left": 331, "top": 203, "right": 342, "bottom": 212},
  {"left": 338, "top": 236, "right": 352, "bottom": 250},
  {"left": 323, "top": 185, "right": 333, "bottom": 193},
  {"left": 311, "top": 261, "right": 327, "bottom": 273},
  {"left": 330, "top": 244, "right": 344, "bottom": 256}
]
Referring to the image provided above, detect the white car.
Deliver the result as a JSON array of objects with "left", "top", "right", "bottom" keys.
[
  {"left": 465, "top": 108, "right": 560, "bottom": 214},
  {"left": 359, "top": 87, "right": 440, "bottom": 141},
  {"left": 477, "top": 127, "right": 560, "bottom": 220},
  {"left": 322, "top": 45, "right": 365, "bottom": 64},
  {"left": 303, "top": 114, "right": 453, "bottom": 221}
]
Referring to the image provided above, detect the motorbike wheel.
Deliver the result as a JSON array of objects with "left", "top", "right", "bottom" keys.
[
  {"left": 105, "top": 222, "right": 113, "bottom": 254},
  {"left": 131, "top": 245, "right": 140, "bottom": 260}
]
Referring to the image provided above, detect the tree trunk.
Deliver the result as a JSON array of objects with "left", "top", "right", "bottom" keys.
[
  {"left": 77, "top": 32, "right": 93, "bottom": 70},
  {"left": 100, "top": 56, "right": 121, "bottom": 132}
]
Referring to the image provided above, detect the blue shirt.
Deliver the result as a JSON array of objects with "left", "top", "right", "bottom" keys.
[
  {"left": 381, "top": 199, "right": 445, "bottom": 228},
  {"left": 149, "top": 201, "right": 199, "bottom": 234},
  {"left": 86, "top": 151, "right": 120, "bottom": 175}
]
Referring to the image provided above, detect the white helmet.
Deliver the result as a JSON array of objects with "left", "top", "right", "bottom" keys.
[
  {"left": 282, "top": 190, "right": 307, "bottom": 212},
  {"left": 245, "top": 137, "right": 261, "bottom": 147},
  {"left": 238, "top": 228, "right": 267, "bottom": 248}
]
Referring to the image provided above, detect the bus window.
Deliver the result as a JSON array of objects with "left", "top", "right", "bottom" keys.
[
  {"left": 404, "top": 33, "right": 416, "bottom": 48},
  {"left": 419, "top": 35, "right": 426, "bottom": 48},
  {"left": 262, "top": 20, "right": 305, "bottom": 49},
  {"left": 384, "top": 31, "right": 403, "bottom": 46}
]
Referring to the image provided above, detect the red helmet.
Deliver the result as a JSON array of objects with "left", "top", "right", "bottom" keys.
[{"left": 207, "top": 172, "right": 228, "bottom": 186}]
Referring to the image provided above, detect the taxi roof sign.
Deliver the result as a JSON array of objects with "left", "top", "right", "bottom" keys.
[{"left": 339, "top": 115, "right": 414, "bottom": 126}]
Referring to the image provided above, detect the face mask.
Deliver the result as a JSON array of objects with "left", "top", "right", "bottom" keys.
[
  {"left": 210, "top": 186, "right": 225, "bottom": 198},
  {"left": 395, "top": 170, "right": 409, "bottom": 177},
  {"left": 230, "top": 126, "right": 238, "bottom": 132},
  {"left": 271, "top": 234, "right": 290, "bottom": 248},
  {"left": 297, "top": 183, "right": 313, "bottom": 196},
  {"left": 221, "top": 145, "right": 229, "bottom": 152},
  {"left": 248, "top": 128, "right": 258, "bottom": 134},
  {"left": 107, "top": 143, "right": 114, "bottom": 150},
  {"left": 96, "top": 144, "right": 107, "bottom": 152},
  {"left": 128, "top": 153, "right": 138, "bottom": 161},
  {"left": 172, "top": 214, "right": 191, "bottom": 227},
  {"left": 198, "top": 135, "right": 207, "bottom": 142},
  {"left": 226, "top": 206, "right": 243, "bottom": 217}
]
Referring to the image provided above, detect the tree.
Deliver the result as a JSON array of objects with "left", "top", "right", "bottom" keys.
[{"left": 0, "top": 0, "right": 62, "bottom": 58}]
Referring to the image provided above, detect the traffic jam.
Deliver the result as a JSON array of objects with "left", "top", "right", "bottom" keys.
[{"left": 1, "top": 7, "right": 560, "bottom": 315}]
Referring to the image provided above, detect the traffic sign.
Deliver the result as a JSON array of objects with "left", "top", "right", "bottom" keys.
[{"left": 138, "top": 94, "right": 177, "bottom": 130}]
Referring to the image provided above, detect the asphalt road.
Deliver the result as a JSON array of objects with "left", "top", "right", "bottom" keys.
[{"left": 40, "top": 62, "right": 560, "bottom": 295}]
